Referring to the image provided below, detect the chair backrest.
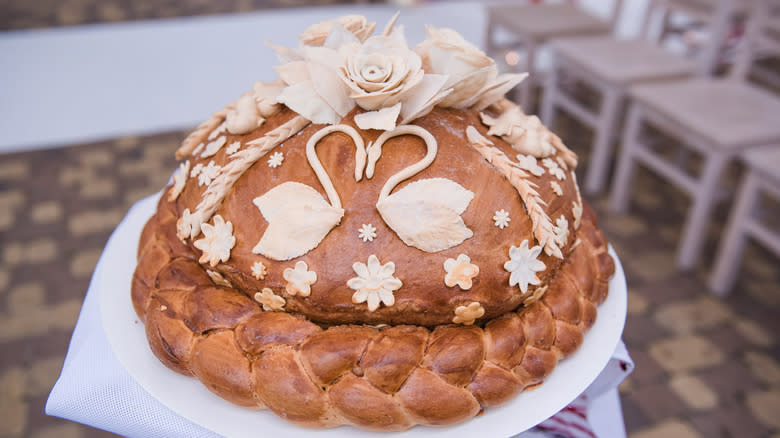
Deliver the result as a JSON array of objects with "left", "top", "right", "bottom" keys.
[
  {"left": 483, "top": 0, "right": 626, "bottom": 33},
  {"left": 639, "top": 0, "right": 742, "bottom": 40},
  {"left": 730, "top": 0, "right": 780, "bottom": 80},
  {"left": 639, "top": 0, "right": 772, "bottom": 77},
  {"left": 606, "top": 0, "right": 628, "bottom": 32}
]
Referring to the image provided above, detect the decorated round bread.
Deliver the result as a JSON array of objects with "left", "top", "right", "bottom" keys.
[{"left": 132, "top": 14, "right": 615, "bottom": 431}]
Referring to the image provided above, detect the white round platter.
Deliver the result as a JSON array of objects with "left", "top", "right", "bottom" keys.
[{"left": 99, "top": 193, "right": 627, "bottom": 438}]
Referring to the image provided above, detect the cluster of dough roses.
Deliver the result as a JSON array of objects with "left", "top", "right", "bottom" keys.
[{"left": 271, "top": 14, "right": 526, "bottom": 130}]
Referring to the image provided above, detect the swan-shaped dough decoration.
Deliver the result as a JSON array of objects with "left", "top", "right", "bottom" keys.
[
  {"left": 252, "top": 124, "right": 367, "bottom": 261},
  {"left": 368, "top": 125, "right": 475, "bottom": 252}
]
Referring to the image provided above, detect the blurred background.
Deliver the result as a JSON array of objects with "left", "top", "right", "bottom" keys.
[{"left": 0, "top": 0, "right": 778, "bottom": 437}]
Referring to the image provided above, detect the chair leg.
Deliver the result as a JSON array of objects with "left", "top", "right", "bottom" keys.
[
  {"left": 609, "top": 103, "right": 643, "bottom": 213},
  {"left": 640, "top": 1, "right": 655, "bottom": 40},
  {"left": 708, "top": 171, "right": 760, "bottom": 296},
  {"left": 484, "top": 18, "right": 496, "bottom": 58},
  {"left": 585, "top": 87, "right": 622, "bottom": 195},
  {"left": 539, "top": 62, "right": 558, "bottom": 127},
  {"left": 677, "top": 151, "right": 727, "bottom": 270},
  {"left": 656, "top": 9, "right": 672, "bottom": 44},
  {"left": 519, "top": 42, "right": 537, "bottom": 113}
]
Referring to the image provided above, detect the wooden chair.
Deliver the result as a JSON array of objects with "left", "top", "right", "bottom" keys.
[
  {"left": 484, "top": 1, "right": 620, "bottom": 112},
  {"left": 608, "top": 0, "right": 780, "bottom": 271},
  {"left": 709, "top": 146, "right": 780, "bottom": 295},
  {"left": 539, "top": 3, "right": 702, "bottom": 195}
]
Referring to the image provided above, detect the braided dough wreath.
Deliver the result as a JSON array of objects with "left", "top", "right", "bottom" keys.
[
  {"left": 131, "top": 14, "right": 615, "bottom": 431},
  {"left": 133, "top": 193, "right": 612, "bottom": 430}
]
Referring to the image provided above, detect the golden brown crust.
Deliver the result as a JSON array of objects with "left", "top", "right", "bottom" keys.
[
  {"left": 190, "top": 330, "right": 258, "bottom": 408},
  {"left": 172, "top": 107, "right": 583, "bottom": 326},
  {"left": 131, "top": 206, "right": 614, "bottom": 430},
  {"left": 468, "top": 362, "right": 524, "bottom": 407},
  {"left": 328, "top": 374, "right": 412, "bottom": 431},
  {"left": 144, "top": 295, "right": 195, "bottom": 376}
]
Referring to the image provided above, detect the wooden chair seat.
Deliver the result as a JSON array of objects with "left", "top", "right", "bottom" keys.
[
  {"left": 488, "top": 3, "right": 611, "bottom": 41},
  {"left": 630, "top": 79, "right": 780, "bottom": 149},
  {"left": 551, "top": 37, "right": 697, "bottom": 85}
]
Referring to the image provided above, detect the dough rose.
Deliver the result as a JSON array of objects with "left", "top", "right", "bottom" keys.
[
  {"left": 415, "top": 26, "right": 496, "bottom": 108},
  {"left": 340, "top": 33, "right": 425, "bottom": 111},
  {"left": 299, "top": 15, "right": 375, "bottom": 46},
  {"left": 273, "top": 16, "right": 452, "bottom": 128}
]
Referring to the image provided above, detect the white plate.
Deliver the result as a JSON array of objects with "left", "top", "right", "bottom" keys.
[{"left": 99, "top": 193, "right": 627, "bottom": 438}]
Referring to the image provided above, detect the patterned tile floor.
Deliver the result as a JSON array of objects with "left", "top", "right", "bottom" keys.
[{"left": 0, "top": 111, "right": 778, "bottom": 438}]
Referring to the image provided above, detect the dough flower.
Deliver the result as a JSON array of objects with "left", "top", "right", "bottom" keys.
[
  {"left": 504, "top": 240, "right": 546, "bottom": 293},
  {"left": 348, "top": 254, "right": 402, "bottom": 311},
  {"left": 193, "top": 215, "right": 235, "bottom": 267}
]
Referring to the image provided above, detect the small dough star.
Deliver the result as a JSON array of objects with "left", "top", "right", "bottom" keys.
[
  {"left": 268, "top": 151, "right": 284, "bottom": 168},
  {"left": 453, "top": 302, "right": 485, "bottom": 325},
  {"left": 550, "top": 181, "right": 563, "bottom": 196},
  {"left": 226, "top": 141, "right": 241, "bottom": 155},
  {"left": 254, "top": 287, "right": 285, "bottom": 312},
  {"left": 542, "top": 158, "right": 566, "bottom": 180},
  {"left": 251, "top": 261, "right": 267, "bottom": 280},
  {"left": 190, "top": 163, "right": 204, "bottom": 178},
  {"left": 197, "top": 160, "right": 221, "bottom": 186},
  {"left": 358, "top": 223, "right": 377, "bottom": 242},
  {"left": 493, "top": 209, "right": 510, "bottom": 229}
]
